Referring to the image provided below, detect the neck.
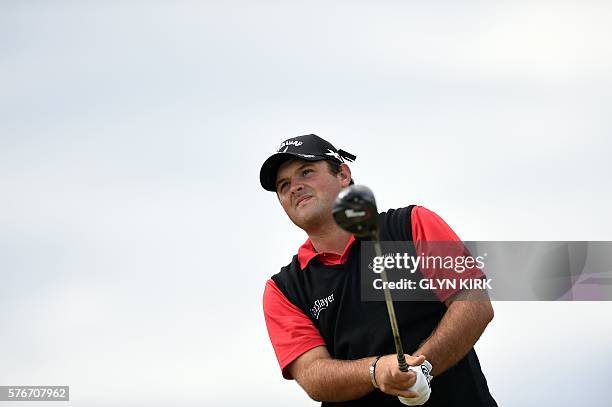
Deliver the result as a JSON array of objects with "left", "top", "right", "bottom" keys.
[{"left": 307, "top": 221, "right": 353, "bottom": 255}]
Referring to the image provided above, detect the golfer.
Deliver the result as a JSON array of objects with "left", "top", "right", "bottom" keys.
[{"left": 261, "top": 134, "right": 497, "bottom": 406}]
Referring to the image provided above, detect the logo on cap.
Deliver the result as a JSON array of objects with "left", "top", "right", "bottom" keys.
[
  {"left": 277, "top": 140, "right": 303, "bottom": 152},
  {"left": 325, "top": 149, "right": 341, "bottom": 160}
]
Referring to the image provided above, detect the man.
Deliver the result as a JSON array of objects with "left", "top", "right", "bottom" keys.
[{"left": 260, "top": 134, "right": 497, "bottom": 406}]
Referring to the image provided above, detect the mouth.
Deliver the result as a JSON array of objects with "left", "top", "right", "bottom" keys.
[{"left": 295, "top": 195, "right": 313, "bottom": 208}]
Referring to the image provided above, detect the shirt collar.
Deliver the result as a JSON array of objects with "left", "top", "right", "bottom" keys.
[{"left": 297, "top": 234, "right": 356, "bottom": 270}]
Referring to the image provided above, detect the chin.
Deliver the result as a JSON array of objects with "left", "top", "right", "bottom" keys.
[
  {"left": 292, "top": 205, "right": 326, "bottom": 230},
  {"left": 291, "top": 211, "right": 314, "bottom": 229}
]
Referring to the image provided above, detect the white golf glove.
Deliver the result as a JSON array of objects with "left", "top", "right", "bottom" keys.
[{"left": 398, "top": 361, "right": 432, "bottom": 406}]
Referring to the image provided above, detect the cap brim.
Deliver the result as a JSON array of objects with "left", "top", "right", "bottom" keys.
[{"left": 259, "top": 152, "right": 325, "bottom": 192}]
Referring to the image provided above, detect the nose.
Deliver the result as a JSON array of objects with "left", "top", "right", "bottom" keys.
[{"left": 290, "top": 182, "right": 304, "bottom": 194}]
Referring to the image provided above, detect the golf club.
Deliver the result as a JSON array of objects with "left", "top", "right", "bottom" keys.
[{"left": 332, "top": 184, "right": 410, "bottom": 373}]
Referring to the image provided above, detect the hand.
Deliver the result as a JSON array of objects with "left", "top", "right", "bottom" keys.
[
  {"left": 375, "top": 354, "right": 426, "bottom": 399},
  {"left": 398, "top": 361, "right": 433, "bottom": 406}
]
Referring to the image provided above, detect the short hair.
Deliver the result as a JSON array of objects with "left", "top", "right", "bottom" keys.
[{"left": 326, "top": 160, "right": 355, "bottom": 185}]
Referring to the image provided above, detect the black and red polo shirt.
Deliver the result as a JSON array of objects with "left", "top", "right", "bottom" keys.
[{"left": 263, "top": 206, "right": 496, "bottom": 406}]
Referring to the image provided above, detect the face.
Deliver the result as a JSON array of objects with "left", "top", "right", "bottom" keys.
[{"left": 275, "top": 159, "right": 351, "bottom": 232}]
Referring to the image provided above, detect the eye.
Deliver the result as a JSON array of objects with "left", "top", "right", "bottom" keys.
[
  {"left": 302, "top": 168, "right": 313, "bottom": 176},
  {"left": 278, "top": 181, "right": 288, "bottom": 193}
]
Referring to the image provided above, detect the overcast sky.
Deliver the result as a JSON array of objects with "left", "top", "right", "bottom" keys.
[{"left": 1, "top": 1, "right": 611, "bottom": 406}]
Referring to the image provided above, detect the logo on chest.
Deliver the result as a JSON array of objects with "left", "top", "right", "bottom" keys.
[{"left": 310, "top": 293, "right": 335, "bottom": 319}]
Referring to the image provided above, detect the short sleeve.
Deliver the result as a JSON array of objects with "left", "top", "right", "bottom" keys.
[
  {"left": 411, "top": 206, "right": 485, "bottom": 302},
  {"left": 263, "top": 279, "right": 326, "bottom": 379}
]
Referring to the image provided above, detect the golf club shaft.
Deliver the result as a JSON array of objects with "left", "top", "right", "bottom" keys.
[{"left": 372, "top": 235, "right": 409, "bottom": 373}]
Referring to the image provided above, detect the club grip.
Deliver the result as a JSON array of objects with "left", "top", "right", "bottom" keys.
[{"left": 397, "top": 354, "right": 409, "bottom": 372}]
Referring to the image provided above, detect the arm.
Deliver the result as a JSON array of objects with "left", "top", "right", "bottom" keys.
[
  {"left": 264, "top": 280, "right": 426, "bottom": 402},
  {"left": 414, "top": 288, "right": 494, "bottom": 375},
  {"left": 288, "top": 346, "right": 426, "bottom": 402},
  {"left": 410, "top": 206, "right": 494, "bottom": 375}
]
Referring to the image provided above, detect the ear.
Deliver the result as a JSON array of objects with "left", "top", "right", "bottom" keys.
[{"left": 338, "top": 163, "right": 352, "bottom": 187}]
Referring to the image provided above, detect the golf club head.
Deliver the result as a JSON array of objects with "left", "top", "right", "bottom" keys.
[{"left": 332, "top": 184, "right": 379, "bottom": 238}]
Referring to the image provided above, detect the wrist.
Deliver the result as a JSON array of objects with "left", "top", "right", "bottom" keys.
[{"left": 369, "top": 356, "right": 382, "bottom": 389}]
